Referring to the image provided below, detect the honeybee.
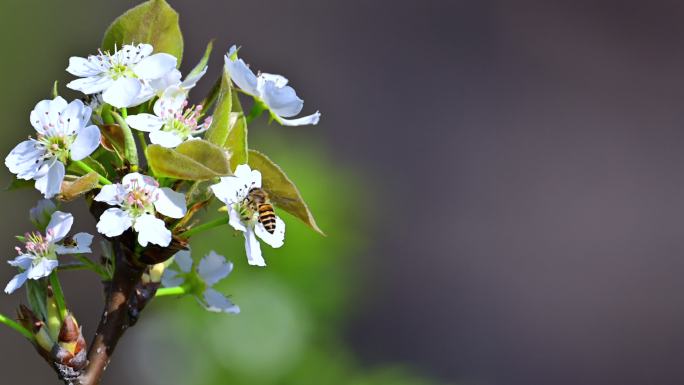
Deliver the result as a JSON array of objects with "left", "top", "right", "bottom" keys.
[{"left": 243, "top": 187, "right": 277, "bottom": 234}]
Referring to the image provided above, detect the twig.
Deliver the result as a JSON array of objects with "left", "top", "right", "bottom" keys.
[{"left": 76, "top": 241, "right": 146, "bottom": 385}]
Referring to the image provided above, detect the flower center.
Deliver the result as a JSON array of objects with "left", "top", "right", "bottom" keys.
[
  {"left": 109, "top": 63, "right": 136, "bottom": 80},
  {"left": 235, "top": 202, "right": 258, "bottom": 225},
  {"left": 160, "top": 100, "right": 208, "bottom": 139},
  {"left": 122, "top": 180, "right": 157, "bottom": 217},
  {"left": 37, "top": 134, "right": 74, "bottom": 163},
  {"left": 21, "top": 231, "right": 55, "bottom": 259}
]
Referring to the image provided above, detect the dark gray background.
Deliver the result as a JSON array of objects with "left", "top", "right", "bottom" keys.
[{"left": 2, "top": 1, "right": 684, "bottom": 384}]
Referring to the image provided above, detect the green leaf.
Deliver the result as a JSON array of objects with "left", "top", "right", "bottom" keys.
[
  {"left": 226, "top": 91, "right": 248, "bottom": 169},
  {"left": 226, "top": 112, "right": 248, "bottom": 169},
  {"left": 102, "top": 0, "right": 183, "bottom": 64},
  {"left": 248, "top": 150, "right": 324, "bottom": 235},
  {"left": 187, "top": 40, "right": 213, "bottom": 83},
  {"left": 146, "top": 140, "right": 232, "bottom": 180},
  {"left": 204, "top": 69, "right": 232, "bottom": 146},
  {"left": 59, "top": 173, "right": 100, "bottom": 201}
]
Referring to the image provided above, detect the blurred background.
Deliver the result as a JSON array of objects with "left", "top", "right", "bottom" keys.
[{"left": 3, "top": 0, "right": 684, "bottom": 384}]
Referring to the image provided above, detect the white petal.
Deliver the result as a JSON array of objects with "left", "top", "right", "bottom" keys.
[
  {"left": 102, "top": 78, "right": 142, "bottom": 108},
  {"left": 210, "top": 177, "right": 247, "bottom": 205},
  {"left": 126, "top": 114, "right": 164, "bottom": 132},
  {"left": 67, "top": 75, "right": 113, "bottom": 95},
  {"left": 155, "top": 86, "right": 187, "bottom": 115},
  {"left": 27, "top": 258, "right": 59, "bottom": 280},
  {"left": 224, "top": 48, "right": 259, "bottom": 96},
  {"left": 134, "top": 214, "right": 172, "bottom": 247},
  {"left": 8, "top": 254, "right": 34, "bottom": 269},
  {"left": 94, "top": 184, "right": 123, "bottom": 205},
  {"left": 258, "top": 73, "right": 289, "bottom": 87},
  {"left": 243, "top": 228, "right": 266, "bottom": 267},
  {"left": 149, "top": 69, "right": 182, "bottom": 93},
  {"left": 130, "top": 84, "right": 156, "bottom": 106},
  {"left": 56, "top": 232, "right": 93, "bottom": 254},
  {"left": 46, "top": 211, "right": 73, "bottom": 243},
  {"left": 70, "top": 125, "right": 101, "bottom": 161},
  {"left": 202, "top": 288, "right": 240, "bottom": 313},
  {"left": 97, "top": 208, "right": 133, "bottom": 237},
  {"left": 277, "top": 111, "right": 321, "bottom": 126},
  {"left": 234, "top": 164, "right": 262, "bottom": 189},
  {"left": 149, "top": 130, "right": 184, "bottom": 148},
  {"left": 254, "top": 216, "right": 285, "bottom": 248},
  {"left": 161, "top": 269, "right": 185, "bottom": 287},
  {"left": 34, "top": 161, "right": 65, "bottom": 199},
  {"left": 66, "top": 56, "right": 103, "bottom": 77},
  {"left": 121, "top": 172, "right": 159, "bottom": 190},
  {"left": 173, "top": 249, "right": 193, "bottom": 273},
  {"left": 61, "top": 99, "right": 92, "bottom": 134},
  {"left": 198, "top": 251, "right": 232, "bottom": 286},
  {"left": 228, "top": 206, "right": 248, "bottom": 232},
  {"left": 259, "top": 80, "right": 304, "bottom": 118},
  {"left": 5, "top": 140, "right": 44, "bottom": 179},
  {"left": 30, "top": 99, "right": 63, "bottom": 133},
  {"left": 154, "top": 187, "right": 187, "bottom": 218},
  {"left": 133, "top": 53, "right": 177, "bottom": 79},
  {"left": 4, "top": 272, "right": 29, "bottom": 294},
  {"left": 180, "top": 65, "right": 207, "bottom": 89}
]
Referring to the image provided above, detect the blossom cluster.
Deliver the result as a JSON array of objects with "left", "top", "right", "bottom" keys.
[
  {"left": 4, "top": 40, "right": 318, "bottom": 304},
  {"left": 0, "top": 1, "right": 323, "bottom": 383}
]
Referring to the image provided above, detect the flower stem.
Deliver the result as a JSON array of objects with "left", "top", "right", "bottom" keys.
[
  {"left": 121, "top": 107, "right": 128, "bottom": 119},
  {"left": 0, "top": 313, "right": 34, "bottom": 341},
  {"left": 245, "top": 101, "right": 266, "bottom": 124},
  {"left": 72, "top": 160, "right": 112, "bottom": 185},
  {"left": 178, "top": 216, "right": 228, "bottom": 239},
  {"left": 155, "top": 284, "right": 192, "bottom": 297},
  {"left": 49, "top": 272, "right": 68, "bottom": 321},
  {"left": 57, "top": 262, "right": 91, "bottom": 272},
  {"left": 137, "top": 131, "right": 148, "bottom": 156}
]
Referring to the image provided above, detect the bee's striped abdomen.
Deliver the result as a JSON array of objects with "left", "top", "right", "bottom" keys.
[{"left": 257, "top": 203, "right": 277, "bottom": 234}]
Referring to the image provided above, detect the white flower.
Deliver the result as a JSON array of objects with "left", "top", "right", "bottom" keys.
[
  {"left": 5, "top": 97, "right": 101, "bottom": 198},
  {"left": 126, "top": 86, "right": 211, "bottom": 148},
  {"left": 94, "top": 173, "right": 186, "bottom": 247},
  {"left": 210, "top": 164, "right": 285, "bottom": 266},
  {"left": 162, "top": 248, "right": 239, "bottom": 313},
  {"left": 5, "top": 210, "right": 93, "bottom": 294},
  {"left": 66, "top": 43, "right": 177, "bottom": 108},
  {"left": 224, "top": 45, "right": 321, "bottom": 127}
]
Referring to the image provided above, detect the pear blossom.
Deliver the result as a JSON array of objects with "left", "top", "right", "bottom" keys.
[
  {"left": 66, "top": 43, "right": 177, "bottom": 108},
  {"left": 5, "top": 210, "right": 93, "bottom": 294},
  {"left": 126, "top": 86, "right": 212, "bottom": 148},
  {"left": 94, "top": 173, "right": 187, "bottom": 247},
  {"left": 224, "top": 45, "right": 321, "bottom": 127},
  {"left": 5, "top": 97, "right": 101, "bottom": 198},
  {"left": 210, "top": 164, "right": 285, "bottom": 266},
  {"left": 161, "top": 248, "right": 239, "bottom": 313}
]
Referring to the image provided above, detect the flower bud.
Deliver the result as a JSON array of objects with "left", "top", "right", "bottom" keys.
[
  {"left": 29, "top": 199, "right": 57, "bottom": 230},
  {"left": 54, "top": 313, "right": 87, "bottom": 370}
]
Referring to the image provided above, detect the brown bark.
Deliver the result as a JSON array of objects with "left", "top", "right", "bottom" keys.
[{"left": 76, "top": 241, "right": 145, "bottom": 385}]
